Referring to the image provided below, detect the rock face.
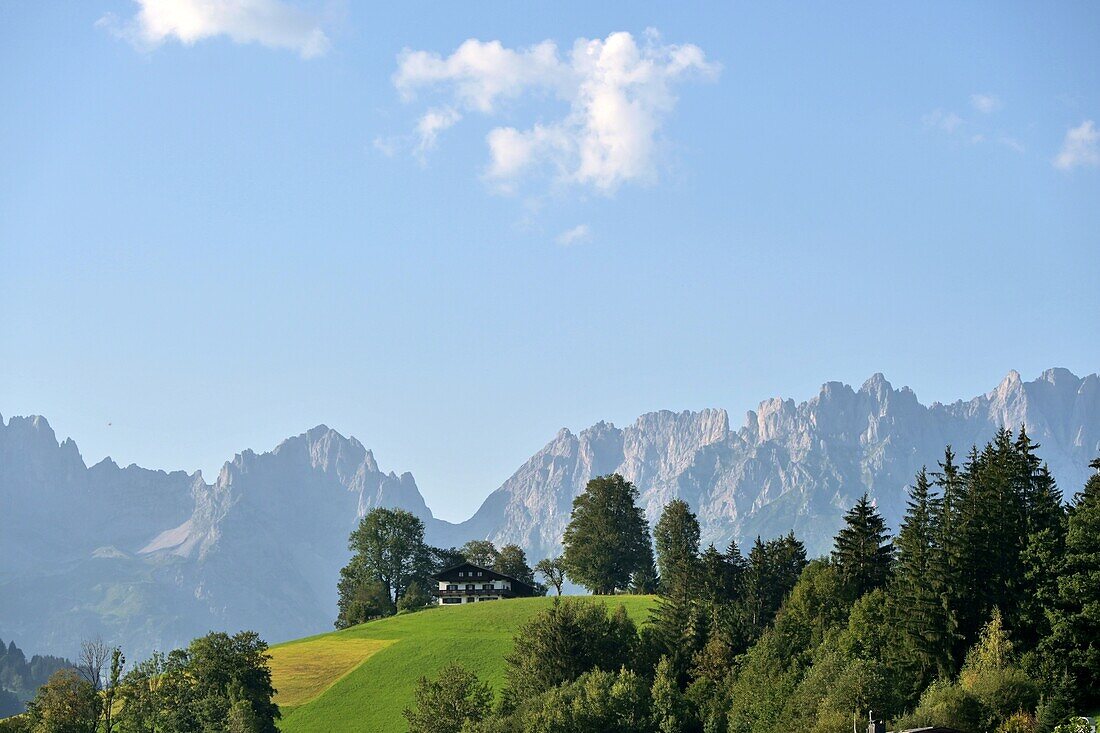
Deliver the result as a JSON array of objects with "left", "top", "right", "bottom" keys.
[
  {"left": 0, "top": 422, "right": 434, "bottom": 660},
  {"left": 466, "top": 368, "right": 1100, "bottom": 560},
  {"left": 1, "top": 368, "right": 1097, "bottom": 659}
]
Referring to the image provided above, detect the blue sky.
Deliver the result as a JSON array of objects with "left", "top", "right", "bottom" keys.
[{"left": 2, "top": 1, "right": 1098, "bottom": 521}]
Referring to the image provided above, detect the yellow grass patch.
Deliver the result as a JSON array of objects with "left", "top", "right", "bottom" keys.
[{"left": 270, "top": 637, "right": 394, "bottom": 708}]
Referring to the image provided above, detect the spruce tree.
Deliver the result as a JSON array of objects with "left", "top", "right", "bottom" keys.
[
  {"left": 892, "top": 467, "right": 955, "bottom": 686},
  {"left": 955, "top": 430, "right": 1029, "bottom": 646},
  {"left": 1042, "top": 457, "right": 1100, "bottom": 708},
  {"left": 652, "top": 500, "right": 706, "bottom": 679},
  {"left": 1015, "top": 428, "right": 1066, "bottom": 651},
  {"left": 933, "top": 445, "right": 968, "bottom": 663},
  {"left": 831, "top": 493, "right": 894, "bottom": 604},
  {"left": 742, "top": 534, "right": 808, "bottom": 638},
  {"left": 654, "top": 499, "right": 701, "bottom": 595}
]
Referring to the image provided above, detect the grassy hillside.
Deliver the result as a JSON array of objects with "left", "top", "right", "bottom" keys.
[{"left": 271, "top": 595, "right": 657, "bottom": 733}]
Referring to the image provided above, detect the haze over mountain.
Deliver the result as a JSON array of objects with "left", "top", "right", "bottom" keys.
[{"left": 1, "top": 367, "right": 1097, "bottom": 659}]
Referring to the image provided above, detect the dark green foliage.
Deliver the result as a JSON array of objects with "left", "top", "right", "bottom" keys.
[
  {"left": 649, "top": 500, "right": 705, "bottom": 679},
  {"left": 832, "top": 493, "right": 894, "bottom": 604},
  {"left": 562, "top": 474, "right": 652, "bottom": 594},
  {"left": 654, "top": 499, "right": 701, "bottom": 596},
  {"left": 335, "top": 576, "right": 394, "bottom": 628},
  {"left": 494, "top": 544, "right": 536, "bottom": 586},
  {"left": 725, "top": 561, "right": 849, "bottom": 733},
  {"left": 461, "top": 540, "right": 499, "bottom": 568},
  {"left": 487, "top": 668, "right": 653, "bottom": 733},
  {"left": 432, "top": 545, "right": 468, "bottom": 571},
  {"left": 23, "top": 670, "right": 99, "bottom": 733},
  {"left": 629, "top": 552, "right": 660, "bottom": 595},
  {"left": 1041, "top": 457, "right": 1100, "bottom": 708},
  {"left": 742, "top": 533, "right": 808, "bottom": 638},
  {"left": 954, "top": 432, "right": 1029, "bottom": 644},
  {"left": 892, "top": 467, "right": 956, "bottom": 687},
  {"left": 899, "top": 610, "right": 1040, "bottom": 733},
  {"left": 396, "top": 581, "right": 432, "bottom": 612},
  {"left": 116, "top": 631, "right": 278, "bottom": 733},
  {"left": 336, "top": 507, "right": 433, "bottom": 627},
  {"left": 501, "top": 599, "right": 637, "bottom": 710},
  {"left": 402, "top": 663, "right": 492, "bottom": 733}
]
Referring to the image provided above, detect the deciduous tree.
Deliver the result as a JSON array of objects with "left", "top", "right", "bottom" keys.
[{"left": 562, "top": 475, "right": 651, "bottom": 594}]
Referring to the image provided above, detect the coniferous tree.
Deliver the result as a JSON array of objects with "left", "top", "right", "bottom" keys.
[
  {"left": 955, "top": 431, "right": 1029, "bottom": 645},
  {"left": 562, "top": 475, "right": 652, "bottom": 594},
  {"left": 651, "top": 501, "right": 705, "bottom": 679},
  {"left": 1042, "top": 457, "right": 1100, "bottom": 709},
  {"left": 832, "top": 493, "right": 894, "bottom": 604},
  {"left": 1015, "top": 428, "right": 1067, "bottom": 652},
  {"left": 654, "top": 499, "right": 701, "bottom": 595},
  {"left": 892, "top": 468, "right": 955, "bottom": 686},
  {"left": 742, "top": 534, "right": 808, "bottom": 639},
  {"left": 932, "top": 445, "right": 969, "bottom": 662}
]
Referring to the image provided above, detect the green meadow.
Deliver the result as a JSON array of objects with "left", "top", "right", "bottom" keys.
[{"left": 272, "top": 595, "right": 658, "bottom": 733}]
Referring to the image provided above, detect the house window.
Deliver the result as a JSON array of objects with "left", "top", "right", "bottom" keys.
[
  {"left": 482, "top": 584, "right": 492, "bottom": 590},
  {"left": 447, "top": 584, "right": 458, "bottom": 591},
  {"left": 442, "top": 597, "right": 461, "bottom": 604},
  {"left": 477, "top": 571, "right": 482, "bottom": 576},
  {"left": 466, "top": 584, "right": 475, "bottom": 590},
  {"left": 458, "top": 571, "right": 464, "bottom": 577}
]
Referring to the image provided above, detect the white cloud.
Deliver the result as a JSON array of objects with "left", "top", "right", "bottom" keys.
[
  {"left": 392, "top": 30, "right": 719, "bottom": 193},
  {"left": 556, "top": 224, "right": 591, "bottom": 246},
  {"left": 922, "top": 109, "right": 963, "bottom": 133},
  {"left": 1054, "top": 120, "right": 1100, "bottom": 170},
  {"left": 970, "top": 93, "right": 1002, "bottom": 114},
  {"left": 98, "top": 0, "right": 330, "bottom": 58},
  {"left": 415, "top": 106, "right": 462, "bottom": 157}
]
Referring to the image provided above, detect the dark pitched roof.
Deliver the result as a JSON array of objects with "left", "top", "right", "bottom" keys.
[{"left": 429, "top": 561, "right": 535, "bottom": 590}]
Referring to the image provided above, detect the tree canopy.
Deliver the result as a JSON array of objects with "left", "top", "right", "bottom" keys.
[{"left": 562, "top": 474, "right": 652, "bottom": 594}]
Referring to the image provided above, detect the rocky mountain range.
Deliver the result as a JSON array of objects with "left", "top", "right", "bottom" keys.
[{"left": 1, "top": 367, "right": 1097, "bottom": 659}]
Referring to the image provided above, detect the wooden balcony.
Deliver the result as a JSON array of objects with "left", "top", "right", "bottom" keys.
[{"left": 433, "top": 587, "right": 514, "bottom": 597}]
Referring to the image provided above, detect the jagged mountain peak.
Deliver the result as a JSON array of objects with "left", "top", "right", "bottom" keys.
[{"left": 2, "top": 367, "right": 1097, "bottom": 662}]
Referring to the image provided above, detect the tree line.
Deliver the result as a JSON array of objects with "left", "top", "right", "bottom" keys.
[
  {"left": 402, "top": 428, "right": 1100, "bottom": 733},
  {"left": 0, "top": 632, "right": 279, "bottom": 733}
]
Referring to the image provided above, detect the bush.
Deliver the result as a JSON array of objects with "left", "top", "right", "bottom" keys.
[
  {"left": 404, "top": 663, "right": 491, "bottom": 733},
  {"left": 508, "top": 669, "right": 651, "bottom": 733},
  {"left": 997, "top": 711, "right": 1040, "bottom": 733},
  {"left": 500, "top": 599, "right": 637, "bottom": 710},
  {"left": 896, "top": 679, "right": 983, "bottom": 733}
]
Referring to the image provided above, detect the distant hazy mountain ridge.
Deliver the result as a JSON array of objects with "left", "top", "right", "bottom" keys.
[{"left": 1, "top": 368, "right": 1097, "bottom": 659}]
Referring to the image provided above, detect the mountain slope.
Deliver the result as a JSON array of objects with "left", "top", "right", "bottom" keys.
[
  {"left": 455, "top": 368, "right": 1099, "bottom": 558},
  {"left": 270, "top": 596, "right": 657, "bottom": 733},
  {"left": 1, "top": 368, "right": 1096, "bottom": 660}
]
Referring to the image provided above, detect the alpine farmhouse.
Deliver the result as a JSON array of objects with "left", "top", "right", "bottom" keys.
[{"left": 430, "top": 562, "right": 537, "bottom": 605}]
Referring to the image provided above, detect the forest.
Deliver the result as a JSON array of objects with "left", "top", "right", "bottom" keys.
[{"left": 401, "top": 427, "right": 1099, "bottom": 733}]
